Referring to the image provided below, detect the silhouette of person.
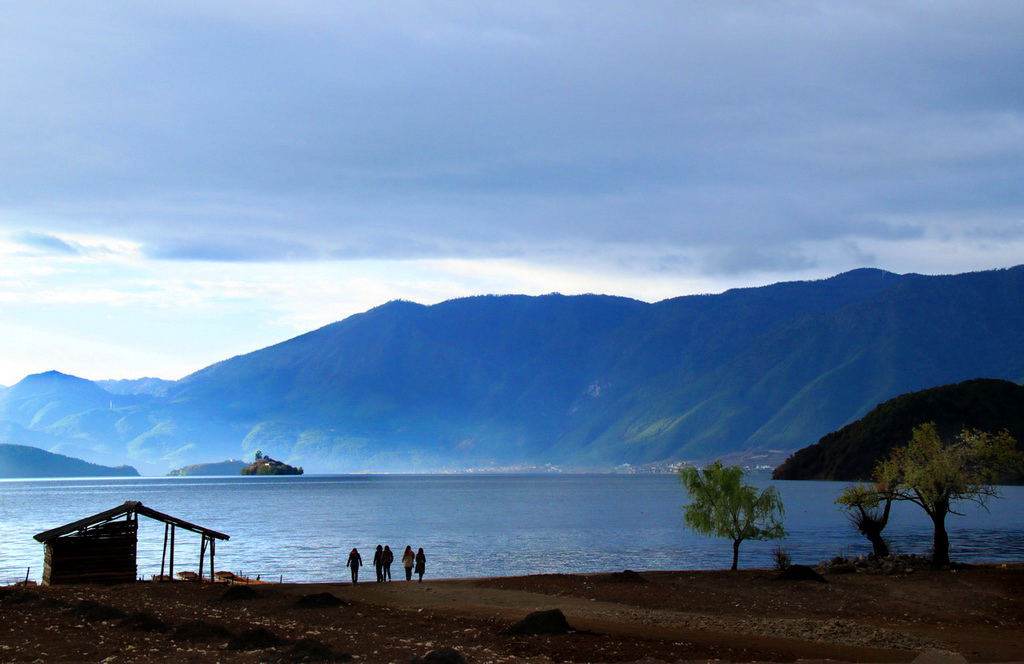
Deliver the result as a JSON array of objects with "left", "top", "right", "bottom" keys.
[
  {"left": 373, "top": 544, "right": 384, "bottom": 582},
  {"left": 383, "top": 545, "right": 394, "bottom": 581},
  {"left": 402, "top": 545, "right": 415, "bottom": 581},
  {"left": 415, "top": 547, "right": 426, "bottom": 582},
  {"left": 346, "top": 548, "right": 362, "bottom": 583}
]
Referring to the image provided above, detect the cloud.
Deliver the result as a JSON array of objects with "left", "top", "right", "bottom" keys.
[
  {"left": 701, "top": 246, "right": 819, "bottom": 277},
  {"left": 147, "top": 237, "right": 319, "bottom": 262},
  {"left": 13, "top": 231, "right": 81, "bottom": 256},
  {"left": 0, "top": 1, "right": 1020, "bottom": 281}
]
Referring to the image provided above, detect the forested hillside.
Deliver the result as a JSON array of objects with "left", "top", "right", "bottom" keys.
[{"left": 772, "top": 379, "right": 1024, "bottom": 482}]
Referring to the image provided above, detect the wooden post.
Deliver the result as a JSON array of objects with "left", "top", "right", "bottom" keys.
[
  {"left": 209, "top": 537, "right": 216, "bottom": 582},
  {"left": 169, "top": 526, "right": 175, "bottom": 580},
  {"left": 198, "top": 536, "right": 207, "bottom": 582},
  {"left": 160, "top": 522, "right": 169, "bottom": 581}
]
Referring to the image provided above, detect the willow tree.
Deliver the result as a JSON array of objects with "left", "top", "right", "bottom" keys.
[
  {"left": 836, "top": 479, "right": 896, "bottom": 557},
  {"left": 679, "top": 461, "right": 786, "bottom": 571},
  {"left": 878, "top": 422, "right": 1022, "bottom": 567}
]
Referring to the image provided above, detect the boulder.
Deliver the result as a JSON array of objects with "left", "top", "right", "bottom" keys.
[
  {"left": 778, "top": 564, "right": 828, "bottom": 583},
  {"left": 228, "top": 627, "right": 284, "bottom": 650},
  {"left": 411, "top": 646, "right": 467, "bottom": 664},
  {"left": 502, "top": 608, "right": 574, "bottom": 636},
  {"left": 605, "top": 570, "right": 648, "bottom": 583},
  {"left": 293, "top": 592, "right": 349, "bottom": 609}
]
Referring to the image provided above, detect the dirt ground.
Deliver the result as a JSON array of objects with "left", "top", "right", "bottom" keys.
[{"left": 1, "top": 564, "right": 1022, "bottom": 663}]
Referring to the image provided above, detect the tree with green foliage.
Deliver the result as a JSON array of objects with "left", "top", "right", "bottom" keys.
[
  {"left": 836, "top": 479, "right": 895, "bottom": 556},
  {"left": 678, "top": 461, "right": 786, "bottom": 571},
  {"left": 876, "top": 422, "right": 1023, "bottom": 567}
]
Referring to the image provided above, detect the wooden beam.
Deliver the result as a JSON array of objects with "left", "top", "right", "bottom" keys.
[
  {"left": 34, "top": 501, "right": 229, "bottom": 543},
  {"left": 33, "top": 502, "right": 140, "bottom": 542}
]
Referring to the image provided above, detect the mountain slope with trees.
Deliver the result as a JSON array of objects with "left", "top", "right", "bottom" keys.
[
  {"left": 772, "top": 379, "right": 1024, "bottom": 481},
  {"left": 2, "top": 266, "right": 1023, "bottom": 475}
]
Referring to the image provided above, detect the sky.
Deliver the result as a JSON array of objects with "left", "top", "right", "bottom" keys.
[{"left": 1, "top": 1, "right": 1022, "bottom": 386}]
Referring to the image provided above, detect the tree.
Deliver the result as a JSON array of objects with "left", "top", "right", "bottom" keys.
[
  {"left": 254, "top": 450, "right": 264, "bottom": 461},
  {"left": 877, "top": 422, "right": 1023, "bottom": 567},
  {"left": 836, "top": 479, "right": 895, "bottom": 557},
  {"left": 679, "top": 461, "right": 786, "bottom": 571}
]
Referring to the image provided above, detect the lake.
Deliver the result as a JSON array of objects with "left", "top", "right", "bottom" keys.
[{"left": 1, "top": 474, "right": 1022, "bottom": 585}]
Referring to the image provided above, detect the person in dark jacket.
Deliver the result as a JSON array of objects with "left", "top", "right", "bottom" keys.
[
  {"left": 415, "top": 547, "right": 426, "bottom": 582},
  {"left": 382, "top": 545, "right": 394, "bottom": 581},
  {"left": 373, "top": 544, "right": 384, "bottom": 582},
  {"left": 346, "top": 548, "right": 362, "bottom": 583}
]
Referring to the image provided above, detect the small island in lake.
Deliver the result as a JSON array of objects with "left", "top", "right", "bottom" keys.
[
  {"left": 167, "top": 459, "right": 247, "bottom": 476},
  {"left": 241, "top": 450, "right": 303, "bottom": 475}
]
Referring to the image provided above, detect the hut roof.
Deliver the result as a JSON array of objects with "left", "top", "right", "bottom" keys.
[{"left": 34, "top": 501, "right": 229, "bottom": 543}]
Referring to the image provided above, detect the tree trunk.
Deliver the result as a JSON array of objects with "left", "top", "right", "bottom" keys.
[
  {"left": 865, "top": 528, "right": 890, "bottom": 557},
  {"left": 853, "top": 502, "right": 891, "bottom": 557},
  {"left": 931, "top": 511, "right": 950, "bottom": 567},
  {"left": 731, "top": 539, "right": 741, "bottom": 571}
]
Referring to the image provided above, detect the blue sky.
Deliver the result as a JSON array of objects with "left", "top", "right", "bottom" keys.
[{"left": 1, "top": 1, "right": 1022, "bottom": 386}]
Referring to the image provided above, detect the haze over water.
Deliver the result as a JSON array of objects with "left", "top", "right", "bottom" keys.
[{"left": 2, "top": 475, "right": 1022, "bottom": 585}]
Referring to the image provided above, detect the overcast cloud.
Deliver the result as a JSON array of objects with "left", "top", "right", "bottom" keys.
[{"left": 0, "top": 1, "right": 1022, "bottom": 383}]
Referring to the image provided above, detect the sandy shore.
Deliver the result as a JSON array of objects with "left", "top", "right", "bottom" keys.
[{"left": 1, "top": 564, "right": 1022, "bottom": 663}]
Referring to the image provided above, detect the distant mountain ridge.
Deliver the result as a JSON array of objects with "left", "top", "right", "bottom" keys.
[
  {"left": 97, "top": 377, "right": 175, "bottom": 397},
  {"left": 0, "top": 443, "right": 138, "bottom": 478},
  {"left": 3, "top": 265, "right": 1024, "bottom": 475}
]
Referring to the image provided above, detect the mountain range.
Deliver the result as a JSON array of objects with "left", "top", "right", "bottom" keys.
[{"left": 1, "top": 265, "right": 1023, "bottom": 475}]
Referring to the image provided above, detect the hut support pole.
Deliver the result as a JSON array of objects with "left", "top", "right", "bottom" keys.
[
  {"left": 169, "top": 526, "right": 175, "bottom": 580},
  {"left": 160, "top": 522, "right": 169, "bottom": 581},
  {"left": 198, "top": 536, "right": 207, "bottom": 582},
  {"left": 210, "top": 537, "right": 216, "bottom": 582}
]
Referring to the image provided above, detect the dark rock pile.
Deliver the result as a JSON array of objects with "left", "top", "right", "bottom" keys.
[
  {"left": 502, "top": 608, "right": 575, "bottom": 636},
  {"left": 293, "top": 592, "right": 348, "bottom": 609},
  {"left": 72, "top": 599, "right": 126, "bottom": 622},
  {"left": 817, "top": 553, "right": 932, "bottom": 575},
  {"left": 777, "top": 564, "right": 828, "bottom": 583},
  {"left": 170, "top": 619, "right": 234, "bottom": 641},
  {"left": 228, "top": 627, "right": 284, "bottom": 650},
  {"left": 268, "top": 637, "right": 352, "bottom": 662},
  {"left": 604, "top": 569, "right": 648, "bottom": 583},
  {"left": 412, "top": 646, "right": 467, "bottom": 664},
  {"left": 213, "top": 584, "right": 262, "bottom": 602},
  {"left": 118, "top": 611, "right": 170, "bottom": 633}
]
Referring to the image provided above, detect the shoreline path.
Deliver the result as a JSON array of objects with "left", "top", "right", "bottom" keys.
[{"left": 0, "top": 565, "right": 1020, "bottom": 662}]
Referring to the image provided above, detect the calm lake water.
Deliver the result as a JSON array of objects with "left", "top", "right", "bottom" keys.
[{"left": 1, "top": 475, "right": 1022, "bottom": 585}]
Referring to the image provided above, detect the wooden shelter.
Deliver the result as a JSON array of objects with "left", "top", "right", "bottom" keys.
[{"left": 33, "top": 501, "right": 229, "bottom": 586}]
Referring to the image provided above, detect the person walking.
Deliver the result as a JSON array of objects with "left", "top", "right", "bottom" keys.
[
  {"left": 346, "top": 548, "right": 362, "bottom": 583},
  {"left": 402, "top": 545, "right": 415, "bottom": 581},
  {"left": 373, "top": 544, "right": 384, "bottom": 582},
  {"left": 415, "top": 547, "right": 426, "bottom": 582},
  {"left": 382, "top": 545, "right": 394, "bottom": 581}
]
